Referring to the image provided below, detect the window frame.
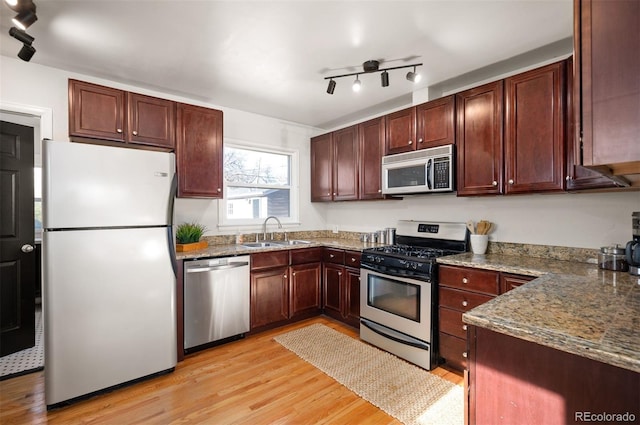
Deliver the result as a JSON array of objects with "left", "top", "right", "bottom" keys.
[{"left": 218, "top": 140, "right": 299, "bottom": 228}]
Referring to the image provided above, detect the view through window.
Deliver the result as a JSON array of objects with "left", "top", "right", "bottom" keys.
[{"left": 221, "top": 145, "right": 297, "bottom": 225}]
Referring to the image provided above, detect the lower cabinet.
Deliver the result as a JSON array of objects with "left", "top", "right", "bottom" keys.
[
  {"left": 322, "top": 249, "right": 361, "bottom": 328},
  {"left": 250, "top": 249, "right": 322, "bottom": 331},
  {"left": 438, "top": 265, "right": 534, "bottom": 371}
]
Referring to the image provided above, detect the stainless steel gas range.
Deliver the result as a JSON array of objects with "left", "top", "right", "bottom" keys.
[{"left": 359, "top": 220, "right": 468, "bottom": 370}]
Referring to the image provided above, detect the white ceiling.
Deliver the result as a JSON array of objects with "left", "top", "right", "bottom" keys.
[{"left": 1, "top": 1, "right": 573, "bottom": 129}]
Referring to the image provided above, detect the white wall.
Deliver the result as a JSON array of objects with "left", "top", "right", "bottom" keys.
[
  {"left": 0, "top": 56, "right": 326, "bottom": 235},
  {"left": 324, "top": 191, "right": 639, "bottom": 249}
]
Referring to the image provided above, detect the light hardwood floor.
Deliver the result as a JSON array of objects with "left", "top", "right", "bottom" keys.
[{"left": 0, "top": 316, "right": 463, "bottom": 424}]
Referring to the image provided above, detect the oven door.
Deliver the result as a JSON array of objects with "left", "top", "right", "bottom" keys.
[{"left": 359, "top": 268, "right": 433, "bottom": 343}]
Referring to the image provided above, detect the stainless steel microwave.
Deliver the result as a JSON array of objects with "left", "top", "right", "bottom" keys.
[{"left": 382, "top": 144, "right": 454, "bottom": 195}]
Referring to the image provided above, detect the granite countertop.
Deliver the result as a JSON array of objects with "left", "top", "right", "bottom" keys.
[
  {"left": 175, "top": 237, "right": 379, "bottom": 260},
  {"left": 438, "top": 253, "right": 640, "bottom": 373}
]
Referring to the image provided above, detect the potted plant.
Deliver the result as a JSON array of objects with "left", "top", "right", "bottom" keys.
[{"left": 175, "top": 221, "right": 208, "bottom": 252}]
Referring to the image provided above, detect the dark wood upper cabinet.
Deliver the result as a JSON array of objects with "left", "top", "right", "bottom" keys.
[
  {"left": 358, "top": 116, "right": 386, "bottom": 200},
  {"left": 415, "top": 95, "right": 455, "bottom": 149},
  {"left": 310, "top": 133, "right": 333, "bottom": 201},
  {"left": 333, "top": 125, "right": 359, "bottom": 201},
  {"left": 176, "top": 103, "right": 223, "bottom": 198},
  {"left": 69, "top": 79, "right": 127, "bottom": 142},
  {"left": 69, "top": 79, "right": 176, "bottom": 149},
  {"left": 456, "top": 80, "right": 504, "bottom": 196},
  {"left": 127, "top": 93, "right": 175, "bottom": 149},
  {"left": 385, "top": 107, "right": 416, "bottom": 154},
  {"left": 504, "top": 61, "right": 566, "bottom": 194},
  {"left": 576, "top": 0, "right": 640, "bottom": 174}
]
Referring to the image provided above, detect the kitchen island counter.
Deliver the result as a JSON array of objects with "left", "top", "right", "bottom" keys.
[{"left": 438, "top": 253, "right": 639, "bottom": 373}]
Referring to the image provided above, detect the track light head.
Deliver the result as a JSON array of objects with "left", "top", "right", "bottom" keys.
[
  {"left": 4, "top": 0, "right": 33, "bottom": 12},
  {"left": 352, "top": 75, "right": 361, "bottom": 92},
  {"left": 9, "top": 26, "right": 34, "bottom": 45},
  {"left": 326, "top": 79, "right": 336, "bottom": 95},
  {"left": 4, "top": 0, "right": 19, "bottom": 7},
  {"left": 406, "top": 66, "right": 422, "bottom": 83},
  {"left": 17, "top": 43, "right": 35, "bottom": 61},
  {"left": 381, "top": 71, "right": 389, "bottom": 87},
  {"left": 12, "top": 8, "right": 37, "bottom": 30}
]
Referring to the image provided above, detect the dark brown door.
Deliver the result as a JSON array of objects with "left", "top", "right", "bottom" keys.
[
  {"left": 456, "top": 81, "right": 504, "bottom": 196},
  {"left": 416, "top": 95, "right": 456, "bottom": 149},
  {"left": 359, "top": 117, "right": 386, "bottom": 200},
  {"left": 504, "top": 61, "right": 566, "bottom": 194},
  {"left": 333, "top": 125, "right": 359, "bottom": 201},
  {"left": 322, "top": 263, "right": 343, "bottom": 318},
  {"left": 310, "top": 133, "right": 333, "bottom": 201},
  {"left": 68, "top": 79, "right": 126, "bottom": 142},
  {"left": 176, "top": 103, "right": 223, "bottom": 198},
  {"left": 385, "top": 107, "right": 416, "bottom": 154},
  {"left": 289, "top": 263, "right": 321, "bottom": 317},
  {"left": 250, "top": 267, "right": 289, "bottom": 329},
  {"left": 128, "top": 93, "right": 176, "bottom": 149},
  {"left": 0, "top": 121, "right": 36, "bottom": 356}
]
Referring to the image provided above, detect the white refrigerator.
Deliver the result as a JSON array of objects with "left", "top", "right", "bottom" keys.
[{"left": 42, "top": 140, "right": 177, "bottom": 408}]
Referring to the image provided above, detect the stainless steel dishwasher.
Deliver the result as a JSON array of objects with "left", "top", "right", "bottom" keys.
[{"left": 184, "top": 255, "right": 250, "bottom": 352}]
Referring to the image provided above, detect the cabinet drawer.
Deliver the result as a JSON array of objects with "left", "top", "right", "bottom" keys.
[
  {"left": 323, "top": 248, "right": 345, "bottom": 264},
  {"left": 439, "top": 265, "right": 499, "bottom": 295},
  {"left": 250, "top": 251, "right": 289, "bottom": 271},
  {"left": 439, "top": 332, "right": 467, "bottom": 371},
  {"left": 439, "top": 287, "right": 494, "bottom": 311},
  {"left": 290, "top": 247, "right": 323, "bottom": 265},
  {"left": 439, "top": 307, "right": 468, "bottom": 339},
  {"left": 344, "top": 251, "right": 361, "bottom": 268}
]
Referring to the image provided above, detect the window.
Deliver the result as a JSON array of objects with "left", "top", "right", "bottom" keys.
[{"left": 219, "top": 144, "right": 298, "bottom": 226}]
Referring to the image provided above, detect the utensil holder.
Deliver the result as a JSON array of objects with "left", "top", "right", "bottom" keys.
[{"left": 470, "top": 234, "right": 489, "bottom": 255}]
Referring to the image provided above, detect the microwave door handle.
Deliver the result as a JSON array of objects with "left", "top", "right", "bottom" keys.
[{"left": 426, "top": 158, "right": 432, "bottom": 190}]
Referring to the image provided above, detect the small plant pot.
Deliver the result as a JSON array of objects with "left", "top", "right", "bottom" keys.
[{"left": 176, "top": 241, "right": 208, "bottom": 252}]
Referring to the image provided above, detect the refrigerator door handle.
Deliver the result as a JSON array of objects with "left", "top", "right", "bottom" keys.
[{"left": 167, "top": 173, "right": 178, "bottom": 279}]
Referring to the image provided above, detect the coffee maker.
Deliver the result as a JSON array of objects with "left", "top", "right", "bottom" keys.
[{"left": 626, "top": 211, "right": 640, "bottom": 276}]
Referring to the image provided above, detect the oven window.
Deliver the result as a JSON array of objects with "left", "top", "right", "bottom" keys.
[
  {"left": 367, "top": 274, "right": 420, "bottom": 321},
  {"left": 387, "top": 165, "right": 426, "bottom": 188}
]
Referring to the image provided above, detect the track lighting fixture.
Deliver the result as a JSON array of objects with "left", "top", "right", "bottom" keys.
[
  {"left": 406, "top": 66, "right": 422, "bottom": 83},
  {"left": 12, "top": 7, "right": 37, "bottom": 30},
  {"left": 9, "top": 26, "right": 33, "bottom": 44},
  {"left": 18, "top": 43, "right": 35, "bottom": 61},
  {"left": 352, "top": 75, "right": 361, "bottom": 92},
  {"left": 381, "top": 71, "right": 389, "bottom": 87},
  {"left": 4, "top": 0, "right": 38, "bottom": 61},
  {"left": 324, "top": 60, "right": 422, "bottom": 94},
  {"left": 326, "top": 79, "right": 336, "bottom": 94}
]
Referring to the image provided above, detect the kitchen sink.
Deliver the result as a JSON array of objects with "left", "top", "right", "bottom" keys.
[{"left": 241, "top": 240, "right": 311, "bottom": 249}]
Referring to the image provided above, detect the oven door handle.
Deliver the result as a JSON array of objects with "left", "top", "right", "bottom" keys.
[
  {"left": 360, "top": 319, "right": 430, "bottom": 350},
  {"left": 360, "top": 264, "right": 432, "bottom": 283}
]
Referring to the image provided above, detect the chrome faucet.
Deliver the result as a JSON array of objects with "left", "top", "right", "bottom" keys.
[{"left": 262, "top": 216, "right": 282, "bottom": 240}]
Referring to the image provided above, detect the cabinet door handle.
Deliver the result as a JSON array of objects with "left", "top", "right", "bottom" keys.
[
  {"left": 338, "top": 272, "right": 342, "bottom": 276},
  {"left": 462, "top": 277, "right": 468, "bottom": 284},
  {"left": 329, "top": 254, "right": 334, "bottom": 258},
  {"left": 217, "top": 188, "right": 221, "bottom": 192},
  {"left": 327, "top": 192, "right": 331, "bottom": 196},
  {"left": 492, "top": 181, "right": 498, "bottom": 186},
  {"left": 132, "top": 130, "right": 138, "bottom": 136},
  {"left": 508, "top": 179, "right": 514, "bottom": 185},
  {"left": 378, "top": 189, "right": 382, "bottom": 193},
  {"left": 462, "top": 300, "right": 468, "bottom": 307},
  {"left": 408, "top": 140, "right": 413, "bottom": 145},
  {"left": 462, "top": 351, "right": 468, "bottom": 358},
  {"left": 283, "top": 274, "right": 287, "bottom": 278},
  {"left": 462, "top": 324, "right": 468, "bottom": 331},
  {"left": 418, "top": 138, "right": 423, "bottom": 143},
  {"left": 333, "top": 192, "right": 336, "bottom": 196},
  {"left": 350, "top": 257, "right": 356, "bottom": 262},
  {"left": 566, "top": 175, "right": 573, "bottom": 181},
  {"left": 292, "top": 272, "right": 296, "bottom": 276},
  {"left": 116, "top": 128, "right": 123, "bottom": 133}
]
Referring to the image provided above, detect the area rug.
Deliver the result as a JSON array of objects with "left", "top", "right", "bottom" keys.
[
  {"left": 274, "top": 324, "right": 463, "bottom": 425},
  {"left": 0, "top": 307, "right": 44, "bottom": 381}
]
